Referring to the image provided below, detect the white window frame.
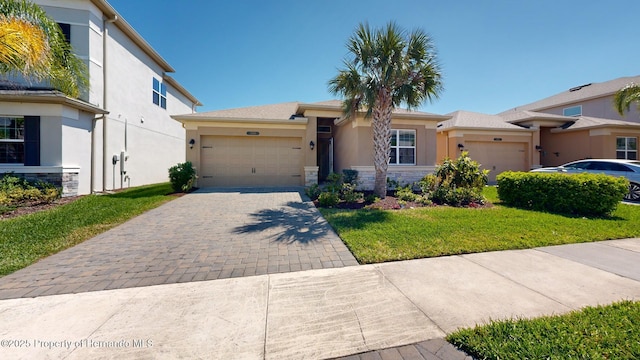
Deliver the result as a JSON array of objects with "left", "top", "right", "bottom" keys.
[
  {"left": 0, "top": 116, "right": 25, "bottom": 164},
  {"left": 616, "top": 136, "right": 637, "bottom": 160},
  {"left": 563, "top": 105, "right": 582, "bottom": 117},
  {"left": 389, "top": 129, "right": 416, "bottom": 165}
]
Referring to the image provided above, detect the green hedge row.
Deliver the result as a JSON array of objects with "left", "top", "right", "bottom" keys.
[{"left": 496, "top": 171, "right": 628, "bottom": 216}]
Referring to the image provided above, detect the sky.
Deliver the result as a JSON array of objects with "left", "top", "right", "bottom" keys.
[{"left": 107, "top": 0, "right": 640, "bottom": 115}]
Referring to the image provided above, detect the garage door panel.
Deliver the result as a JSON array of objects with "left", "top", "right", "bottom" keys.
[
  {"left": 465, "top": 142, "right": 527, "bottom": 183},
  {"left": 200, "top": 136, "right": 303, "bottom": 187}
]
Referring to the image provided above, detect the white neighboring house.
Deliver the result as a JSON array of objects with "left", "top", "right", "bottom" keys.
[{"left": 0, "top": 0, "right": 201, "bottom": 196}]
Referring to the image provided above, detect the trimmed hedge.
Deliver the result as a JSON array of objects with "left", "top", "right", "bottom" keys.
[{"left": 496, "top": 171, "right": 628, "bottom": 216}]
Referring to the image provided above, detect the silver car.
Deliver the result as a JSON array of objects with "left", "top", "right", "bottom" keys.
[{"left": 531, "top": 159, "right": 640, "bottom": 202}]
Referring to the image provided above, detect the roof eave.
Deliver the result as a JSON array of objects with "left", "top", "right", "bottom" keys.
[
  {"left": 171, "top": 116, "right": 308, "bottom": 125},
  {"left": 0, "top": 91, "right": 108, "bottom": 114}
]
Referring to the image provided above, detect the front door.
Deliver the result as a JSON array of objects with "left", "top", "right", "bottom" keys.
[{"left": 317, "top": 138, "right": 332, "bottom": 181}]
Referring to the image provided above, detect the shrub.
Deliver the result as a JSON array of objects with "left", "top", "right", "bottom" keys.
[
  {"left": 428, "top": 152, "right": 488, "bottom": 206},
  {"left": 305, "top": 183, "right": 322, "bottom": 200},
  {"left": 396, "top": 185, "right": 419, "bottom": 202},
  {"left": 435, "top": 151, "right": 488, "bottom": 191},
  {"left": 325, "top": 172, "right": 343, "bottom": 193},
  {"left": 168, "top": 161, "right": 197, "bottom": 193},
  {"left": 318, "top": 191, "right": 340, "bottom": 207},
  {"left": 364, "top": 193, "right": 379, "bottom": 204},
  {"left": 496, "top": 171, "right": 628, "bottom": 216},
  {"left": 342, "top": 169, "right": 359, "bottom": 185},
  {"left": 340, "top": 183, "right": 363, "bottom": 203},
  {"left": 0, "top": 174, "right": 60, "bottom": 206},
  {"left": 418, "top": 174, "right": 437, "bottom": 194}
]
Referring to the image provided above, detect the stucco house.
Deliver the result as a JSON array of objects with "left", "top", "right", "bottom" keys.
[
  {"left": 0, "top": 0, "right": 200, "bottom": 196},
  {"left": 172, "top": 100, "right": 449, "bottom": 189},
  {"left": 436, "top": 111, "right": 535, "bottom": 182},
  {"left": 499, "top": 76, "right": 640, "bottom": 167},
  {"left": 438, "top": 76, "right": 640, "bottom": 182}
]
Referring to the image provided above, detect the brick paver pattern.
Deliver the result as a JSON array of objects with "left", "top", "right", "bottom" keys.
[
  {"left": 332, "top": 339, "right": 473, "bottom": 360},
  {"left": 0, "top": 188, "right": 358, "bottom": 299}
]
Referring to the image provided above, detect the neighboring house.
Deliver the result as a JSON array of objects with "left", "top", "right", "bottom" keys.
[
  {"left": 0, "top": 0, "right": 200, "bottom": 196},
  {"left": 438, "top": 76, "right": 640, "bottom": 182},
  {"left": 436, "top": 111, "right": 535, "bottom": 182},
  {"left": 172, "top": 100, "right": 449, "bottom": 189},
  {"left": 499, "top": 76, "right": 640, "bottom": 167}
]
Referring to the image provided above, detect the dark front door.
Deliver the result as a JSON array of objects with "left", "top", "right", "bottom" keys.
[{"left": 318, "top": 138, "right": 331, "bottom": 181}]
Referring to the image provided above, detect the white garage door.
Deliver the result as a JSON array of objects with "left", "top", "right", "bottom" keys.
[
  {"left": 199, "top": 136, "right": 303, "bottom": 187},
  {"left": 464, "top": 141, "right": 527, "bottom": 183}
]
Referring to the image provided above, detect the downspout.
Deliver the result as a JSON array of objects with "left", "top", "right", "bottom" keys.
[
  {"left": 90, "top": 114, "right": 106, "bottom": 193},
  {"left": 102, "top": 15, "right": 117, "bottom": 192}
]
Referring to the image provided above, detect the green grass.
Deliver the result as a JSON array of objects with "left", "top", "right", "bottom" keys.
[
  {"left": 0, "top": 183, "right": 176, "bottom": 276},
  {"left": 447, "top": 300, "right": 640, "bottom": 359},
  {"left": 320, "top": 186, "right": 640, "bottom": 264}
]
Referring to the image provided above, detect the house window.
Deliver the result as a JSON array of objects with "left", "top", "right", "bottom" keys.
[
  {"left": 563, "top": 105, "right": 582, "bottom": 117},
  {"left": 0, "top": 116, "right": 25, "bottom": 164},
  {"left": 58, "top": 23, "right": 71, "bottom": 44},
  {"left": 152, "top": 78, "right": 167, "bottom": 109},
  {"left": 617, "top": 137, "right": 637, "bottom": 160},
  {"left": 389, "top": 129, "right": 416, "bottom": 165}
]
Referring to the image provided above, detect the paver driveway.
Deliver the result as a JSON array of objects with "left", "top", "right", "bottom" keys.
[{"left": 0, "top": 188, "right": 358, "bottom": 300}]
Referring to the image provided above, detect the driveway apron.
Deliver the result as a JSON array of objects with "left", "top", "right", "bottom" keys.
[{"left": 0, "top": 188, "right": 358, "bottom": 300}]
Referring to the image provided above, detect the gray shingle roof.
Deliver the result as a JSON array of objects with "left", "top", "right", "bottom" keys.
[
  {"left": 500, "top": 110, "right": 573, "bottom": 124},
  {"left": 176, "top": 102, "right": 300, "bottom": 120},
  {"left": 175, "top": 100, "right": 445, "bottom": 121},
  {"left": 559, "top": 116, "right": 640, "bottom": 131},
  {"left": 438, "top": 110, "right": 531, "bottom": 131},
  {"left": 499, "top": 75, "right": 640, "bottom": 114}
]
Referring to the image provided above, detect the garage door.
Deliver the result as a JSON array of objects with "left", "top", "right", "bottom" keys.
[
  {"left": 464, "top": 142, "right": 527, "bottom": 183},
  {"left": 199, "top": 136, "right": 303, "bottom": 187}
]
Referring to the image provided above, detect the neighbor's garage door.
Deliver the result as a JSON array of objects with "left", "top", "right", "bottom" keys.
[
  {"left": 199, "top": 136, "right": 303, "bottom": 187},
  {"left": 464, "top": 141, "right": 527, "bottom": 183}
]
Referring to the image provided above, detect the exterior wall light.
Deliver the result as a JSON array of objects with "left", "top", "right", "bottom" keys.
[
  {"left": 309, "top": 141, "right": 315, "bottom": 150},
  {"left": 189, "top": 139, "right": 195, "bottom": 149},
  {"left": 535, "top": 145, "right": 543, "bottom": 152},
  {"left": 457, "top": 143, "right": 464, "bottom": 150}
]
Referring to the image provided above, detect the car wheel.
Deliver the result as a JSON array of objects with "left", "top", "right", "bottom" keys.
[{"left": 625, "top": 182, "right": 640, "bottom": 202}]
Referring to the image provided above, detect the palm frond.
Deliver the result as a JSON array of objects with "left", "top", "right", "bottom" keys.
[
  {"left": 0, "top": 0, "right": 88, "bottom": 98},
  {"left": 614, "top": 83, "right": 640, "bottom": 116}
]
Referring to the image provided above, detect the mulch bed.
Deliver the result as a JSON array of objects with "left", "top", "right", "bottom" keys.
[
  {"left": 313, "top": 192, "right": 492, "bottom": 210},
  {"left": 0, "top": 196, "right": 83, "bottom": 220}
]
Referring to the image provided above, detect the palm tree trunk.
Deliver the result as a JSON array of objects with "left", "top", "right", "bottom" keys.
[{"left": 372, "top": 89, "right": 393, "bottom": 198}]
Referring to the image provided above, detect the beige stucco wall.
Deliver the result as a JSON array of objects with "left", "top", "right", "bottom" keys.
[
  {"left": 541, "top": 129, "right": 591, "bottom": 166},
  {"left": 437, "top": 130, "right": 533, "bottom": 168},
  {"left": 331, "top": 115, "right": 439, "bottom": 189}
]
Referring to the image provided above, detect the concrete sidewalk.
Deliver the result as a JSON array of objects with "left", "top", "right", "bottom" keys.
[{"left": 1, "top": 238, "right": 639, "bottom": 359}]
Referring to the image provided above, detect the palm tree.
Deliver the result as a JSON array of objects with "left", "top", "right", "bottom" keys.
[
  {"left": 0, "top": 0, "right": 87, "bottom": 97},
  {"left": 329, "top": 22, "right": 443, "bottom": 198},
  {"left": 614, "top": 82, "right": 640, "bottom": 117}
]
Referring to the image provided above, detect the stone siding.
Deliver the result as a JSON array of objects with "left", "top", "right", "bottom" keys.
[
  {"left": 2, "top": 171, "right": 79, "bottom": 197},
  {"left": 350, "top": 166, "right": 436, "bottom": 191}
]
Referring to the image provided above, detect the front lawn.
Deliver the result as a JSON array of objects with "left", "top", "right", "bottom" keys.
[
  {"left": 320, "top": 187, "right": 640, "bottom": 264},
  {"left": 0, "top": 183, "right": 176, "bottom": 276},
  {"left": 447, "top": 300, "right": 640, "bottom": 359}
]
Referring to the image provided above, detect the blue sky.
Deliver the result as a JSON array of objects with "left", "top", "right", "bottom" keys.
[{"left": 108, "top": 0, "right": 640, "bottom": 115}]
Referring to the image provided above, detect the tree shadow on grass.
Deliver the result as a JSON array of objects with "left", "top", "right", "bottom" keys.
[{"left": 232, "top": 201, "right": 390, "bottom": 244}]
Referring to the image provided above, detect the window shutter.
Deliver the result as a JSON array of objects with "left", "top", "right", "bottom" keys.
[{"left": 24, "top": 116, "right": 40, "bottom": 166}]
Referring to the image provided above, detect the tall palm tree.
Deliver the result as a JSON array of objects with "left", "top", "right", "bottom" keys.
[
  {"left": 614, "top": 82, "right": 640, "bottom": 116},
  {"left": 329, "top": 22, "right": 443, "bottom": 198},
  {"left": 0, "top": 0, "right": 87, "bottom": 98}
]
